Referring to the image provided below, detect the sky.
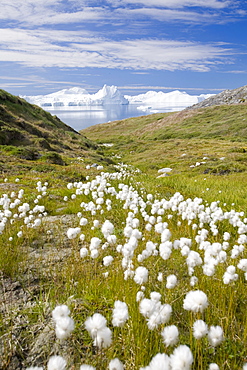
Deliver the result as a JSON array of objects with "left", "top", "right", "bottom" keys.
[{"left": 0, "top": 0, "right": 247, "bottom": 97}]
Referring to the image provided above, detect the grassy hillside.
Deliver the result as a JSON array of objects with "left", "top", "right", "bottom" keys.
[
  {"left": 0, "top": 89, "right": 119, "bottom": 177},
  {"left": 82, "top": 104, "right": 247, "bottom": 176},
  {"left": 0, "top": 89, "right": 97, "bottom": 158}
]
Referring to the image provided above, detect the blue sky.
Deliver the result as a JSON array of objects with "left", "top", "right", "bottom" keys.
[{"left": 0, "top": 0, "right": 246, "bottom": 96}]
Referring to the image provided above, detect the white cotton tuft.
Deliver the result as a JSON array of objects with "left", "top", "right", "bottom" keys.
[
  {"left": 80, "top": 247, "right": 88, "bottom": 258},
  {"left": 134, "top": 266, "right": 149, "bottom": 284},
  {"left": 52, "top": 304, "right": 74, "bottom": 340},
  {"left": 238, "top": 259, "right": 247, "bottom": 272},
  {"left": 93, "top": 326, "right": 112, "bottom": 348},
  {"left": 101, "top": 220, "right": 114, "bottom": 237},
  {"left": 223, "top": 266, "right": 238, "bottom": 284},
  {"left": 155, "top": 222, "right": 165, "bottom": 234},
  {"left": 55, "top": 316, "right": 75, "bottom": 339},
  {"left": 80, "top": 365, "right": 96, "bottom": 370},
  {"left": 109, "top": 358, "right": 124, "bottom": 370},
  {"left": 47, "top": 356, "right": 67, "bottom": 370},
  {"left": 79, "top": 233, "right": 85, "bottom": 241},
  {"left": 190, "top": 276, "right": 198, "bottom": 287},
  {"left": 208, "top": 363, "right": 220, "bottom": 370},
  {"left": 161, "top": 325, "right": 179, "bottom": 347},
  {"left": 91, "top": 249, "right": 99, "bottom": 259},
  {"left": 139, "top": 298, "right": 156, "bottom": 318},
  {"left": 136, "top": 291, "right": 145, "bottom": 302},
  {"left": 67, "top": 227, "right": 81, "bottom": 239},
  {"left": 223, "top": 232, "right": 230, "bottom": 241},
  {"left": 193, "top": 320, "right": 208, "bottom": 339},
  {"left": 159, "top": 242, "right": 172, "bottom": 260},
  {"left": 17, "top": 231, "right": 23, "bottom": 238},
  {"left": 107, "top": 234, "right": 117, "bottom": 245},
  {"left": 159, "top": 304, "right": 172, "bottom": 324},
  {"left": 183, "top": 290, "right": 208, "bottom": 313},
  {"left": 93, "top": 219, "right": 100, "bottom": 227},
  {"left": 208, "top": 325, "right": 224, "bottom": 347},
  {"left": 170, "top": 345, "right": 193, "bottom": 370},
  {"left": 144, "top": 353, "right": 170, "bottom": 370},
  {"left": 103, "top": 255, "right": 114, "bottom": 266},
  {"left": 154, "top": 271, "right": 162, "bottom": 282},
  {"left": 150, "top": 291, "right": 161, "bottom": 302},
  {"left": 52, "top": 305, "right": 70, "bottom": 321},
  {"left": 85, "top": 313, "right": 107, "bottom": 339},
  {"left": 166, "top": 274, "right": 177, "bottom": 289},
  {"left": 112, "top": 300, "right": 129, "bottom": 327},
  {"left": 161, "top": 228, "right": 172, "bottom": 242},
  {"left": 90, "top": 237, "right": 101, "bottom": 250}
]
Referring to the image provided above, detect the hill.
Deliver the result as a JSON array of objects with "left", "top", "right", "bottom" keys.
[
  {"left": 81, "top": 102, "right": 247, "bottom": 175},
  {"left": 0, "top": 89, "right": 96, "bottom": 154},
  {"left": 0, "top": 89, "right": 115, "bottom": 174}
]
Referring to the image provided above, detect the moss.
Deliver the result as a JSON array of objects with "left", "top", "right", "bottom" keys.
[
  {"left": 0, "top": 126, "right": 27, "bottom": 145},
  {"left": 42, "top": 152, "right": 65, "bottom": 165},
  {"left": 14, "top": 147, "right": 41, "bottom": 160}
]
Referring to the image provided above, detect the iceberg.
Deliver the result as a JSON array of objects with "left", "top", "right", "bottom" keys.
[
  {"left": 21, "top": 85, "right": 214, "bottom": 109},
  {"left": 125, "top": 90, "right": 214, "bottom": 110},
  {"left": 91, "top": 85, "right": 129, "bottom": 105},
  {"left": 22, "top": 85, "right": 128, "bottom": 107}
]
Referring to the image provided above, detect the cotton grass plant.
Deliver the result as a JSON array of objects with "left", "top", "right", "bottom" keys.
[{"left": 1, "top": 164, "right": 247, "bottom": 369}]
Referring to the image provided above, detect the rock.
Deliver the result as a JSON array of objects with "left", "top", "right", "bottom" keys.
[
  {"left": 158, "top": 168, "right": 172, "bottom": 173},
  {"left": 188, "top": 85, "right": 247, "bottom": 110}
]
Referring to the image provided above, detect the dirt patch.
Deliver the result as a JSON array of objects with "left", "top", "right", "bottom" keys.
[{"left": 0, "top": 214, "right": 79, "bottom": 369}]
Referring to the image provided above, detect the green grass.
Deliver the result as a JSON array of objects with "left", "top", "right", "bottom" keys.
[
  {"left": 1, "top": 161, "right": 247, "bottom": 369},
  {"left": 81, "top": 104, "right": 247, "bottom": 179}
]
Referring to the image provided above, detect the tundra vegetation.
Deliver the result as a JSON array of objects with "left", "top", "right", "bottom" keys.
[{"left": 1, "top": 91, "right": 247, "bottom": 369}]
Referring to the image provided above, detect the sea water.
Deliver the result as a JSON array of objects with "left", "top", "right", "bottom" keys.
[{"left": 45, "top": 104, "right": 186, "bottom": 131}]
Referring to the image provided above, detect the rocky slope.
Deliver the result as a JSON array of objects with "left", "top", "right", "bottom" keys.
[{"left": 188, "top": 84, "right": 247, "bottom": 109}]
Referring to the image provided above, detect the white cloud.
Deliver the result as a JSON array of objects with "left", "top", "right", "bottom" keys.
[
  {"left": 119, "top": 85, "right": 224, "bottom": 91},
  {"left": 37, "top": 8, "right": 107, "bottom": 25},
  {"left": 224, "top": 70, "right": 247, "bottom": 74},
  {"left": 0, "top": 0, "right": 242, "bottom": 27},
  {"left": 0, "top": 28, "right": 231, "bottom": 72},
  {"left": 125, "top": 7, "right": 218, "bottom": 23},
  {"left": 110, "top": 0, "right": 231, "bottom": 9},
  {"left": 0, "top": 74, "right": 94, "bottom": 92},
  {"left": 0, "top": 0, "right": 58, "bottom": 21},
  {"left": 0, "top": 0, "right": 107, "bottom": 25}
]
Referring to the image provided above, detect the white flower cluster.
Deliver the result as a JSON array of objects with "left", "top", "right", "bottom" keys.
[
  {"left": 3, "top": 165, "right": 247, "bottom": 369},
  {"left": 183, "top": 290, "right": 208, "bottom": 313},
  {"left": 67, "top": 227, "right": 81, "bottom": 239},
  {"left": 139, "top": 292, "right": 172, "bottom": 330},
  {"left": 85, "top": 313, "right": 112, "bottom": 349},
  {"left": 140, "top": 345, "right": 193, "bottom": 370},
  {"left": 26, "top": 355, "right": 124, "bottom": 370},
  {"left": 0, "top": 181, "right": 48, "bottom": 237},
  {"left": 112, "top": 300, "right": 129, "bottom": 327},
  {"left": 52, "top": 305, "right": 74, "bottom": 340}
]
